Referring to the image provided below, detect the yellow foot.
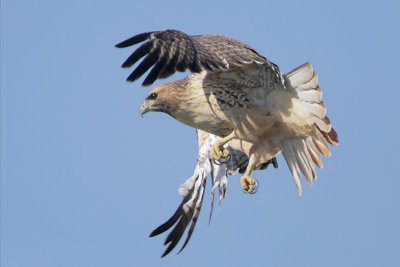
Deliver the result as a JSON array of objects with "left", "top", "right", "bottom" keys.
[
  {"left": 211, "top": 143, "right": 230, "bottom": 161},
  {"left": 240, "top": 175, "right": 259, "bottom": 194}
]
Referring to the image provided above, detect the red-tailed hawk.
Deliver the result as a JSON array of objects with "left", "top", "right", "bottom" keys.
[
  {"left": 150, "top": 129, "right": 277, "bottom": 257},
  {"left": 116, "top": 29, "right": 338, "bottom": 255},
  {"left": 116, "top": 29, "right": 338, "bottom": 194}
]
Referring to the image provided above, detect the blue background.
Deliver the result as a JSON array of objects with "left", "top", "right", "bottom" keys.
[{"left": 2, "top": 0, "right": 399, "bottom": 266}]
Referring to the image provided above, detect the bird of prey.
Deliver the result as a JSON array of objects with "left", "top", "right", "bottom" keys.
[
  {"left": 149, "top": 129, "right": 277, "bottom": 257},
  {"left": 116, "top": 29, "right": 338, "bottom": 197}
]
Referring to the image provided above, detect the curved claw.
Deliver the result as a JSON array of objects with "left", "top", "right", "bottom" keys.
[
  {"left": 242, "top": 178, "right": 259, "bottom": 194},
  {"left": 212, "top": 153, "right": 231, "bottom": 165}
]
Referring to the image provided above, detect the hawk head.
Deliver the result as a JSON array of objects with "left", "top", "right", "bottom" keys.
[{"left": 139, "top": 82, "right": 185, "bottom": 117}]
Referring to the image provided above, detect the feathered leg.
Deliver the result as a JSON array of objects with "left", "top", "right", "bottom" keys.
[
  {"left": 240, "top": 153, "right": 258, "bottom": 194},
  {"left": 211, "top": 131, "right": 235, "bottom": 161}
]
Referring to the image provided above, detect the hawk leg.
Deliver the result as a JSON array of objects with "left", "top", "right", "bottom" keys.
[
  {"left": 240, "top": 161, "right": 258, "bottom": 194},
  {"left": 211, "top": 132, "right": 235, "bottom": 161}
]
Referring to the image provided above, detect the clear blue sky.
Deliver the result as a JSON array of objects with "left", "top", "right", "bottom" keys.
[{"left": 2, "top": 1, "right": 399, "bottom": 266}]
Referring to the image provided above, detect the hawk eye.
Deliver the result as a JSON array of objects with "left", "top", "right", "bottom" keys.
[{"left": 148, "top": 93, "right": 158, "bottom": 100}]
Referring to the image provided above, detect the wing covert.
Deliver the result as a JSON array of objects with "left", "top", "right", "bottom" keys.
[{"left": 116, "top": 29, "right": 267, "bottom": 86}]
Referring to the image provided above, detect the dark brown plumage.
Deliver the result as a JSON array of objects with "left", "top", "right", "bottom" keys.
[{"left": 115, "top": 29, "right": 267, "bottom": 86}]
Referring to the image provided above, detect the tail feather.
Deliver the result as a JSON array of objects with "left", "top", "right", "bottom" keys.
[
  {"left": 282, "top": 138, "right": 317, "bottom": 195},
  {"left": 285, "top": 63, "right": 315, "bottom": 88},
  {"left": 281, "top": 63, "right": 339, "bottom": 195},
  {"left": 281, "top": 140, "right": 303, "bottom": 195},
  {"left": 314, "top": 116, "right": 331, "bottom": 133},
  {"left": 300, "top": 139, "right": 316, "bottom": 178},
  {"left": 305, "top": 136, "right": 323, "bottom": 168},
  {"left": 313, "top": 128, "right": 331, "bottom": 157},
  {"left": 296, "top": 140, "right": 314, "bottom": 186},
  {"left": 302, "top": 101, "right": 326, "bottom": 119},
  {"left": 323, "top": 128, "right": 339, "bottom": 146},
  {"left": 296, "top": 86, "right": 322, "bottom": 103},
  {"left": 297, "top": 72, "right": 318, "bottom": 91}
]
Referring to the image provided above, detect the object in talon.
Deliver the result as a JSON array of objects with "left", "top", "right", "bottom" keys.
[
  {"left": 212, "top": 148, "right": 231, "bottom": 165},
  {"left": 240, "top": 175, "right": 259, "bottom": 194}
]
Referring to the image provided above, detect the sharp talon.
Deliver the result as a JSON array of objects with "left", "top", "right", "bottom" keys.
[
  {"left": 222, "top": 148, "right": 230, "bottom": 158},
  {"left": 241, "top": 177, "right": 259, "bottom": 194},
  {"left": 212, "top": 153, "right": 231, "bottom": 165}
]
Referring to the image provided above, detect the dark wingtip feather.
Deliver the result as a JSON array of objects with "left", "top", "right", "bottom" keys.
[
  {"left": 121, "top": 41, "right": 154, "bottom": 69},
  {"left": 163, "top": 218, "right": 185, "bottom": 246},
  {"left": 149, "top": 203, "right": 184, "bottom": 237},
  {"left": 161, "top": 242, "right": 177, "bottom": 258},
  {"left": 160, "top": 217, "right": 187, "bottom": 257},
  {"left": 149, "top": 229, "right": 159, "bottom": 238},
  {"left": 115, "top": 32, "right": 154, "bottom": 48},
  {"left": 177, "top": 196, "right": 204, "bottom": 254},
  {"left": 126, "top": 73, "right": 139, "bottom": 82},
  {"left": 141, "top": 80, "right": 153, "bottom": 87},
  {"left": 161, "top": 245, "right": 174, "bottom": 258},
  {"left": 142, "top": 54, "right": 168, "bottom": 86},
  {"left": 149, "top": 217, "right": 179, "bottom": 238},
  {"left": 126, "top": 48, "right": 160, "bottom": 82}
]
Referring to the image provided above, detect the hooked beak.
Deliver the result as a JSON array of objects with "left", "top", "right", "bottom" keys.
[{"left": 139, "top": 103, "right": 149, "bottom": 117}]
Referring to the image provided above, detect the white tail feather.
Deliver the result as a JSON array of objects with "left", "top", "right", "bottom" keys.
[
  {"left": 285, "top": 63, "right": 328, "bottom": 124},
  {"left": 296, "top": 86, "right": 322, "bottom": 103},
  {"left": 313, "top": 129, "right": 331, "bottom": 157},
  {"left": 282, "top": 136, "right": 331, "bottom": 196},
  {"left": 306, "top": 136, "right": 323, "bottom": 168},
  {"left": 281, "top": 139, "right": 303, "bottom": 196},
  {"left": 299, "top": 139, "right": 316, "bottom": 181},
  {"left": 302, "top": 101, "right": 326, "bottom": 119},
  {"left": 281, "top": 63, "right": 338, "bottom": 195},
  {"left": 314, "top": 117, "right": 331, "bottom": 132},
  {"left": 285, "top": 63, "right": 314, "bottom": 88},
  {"left": 296, "top": 72, "right": 319, "bottom": 91}
]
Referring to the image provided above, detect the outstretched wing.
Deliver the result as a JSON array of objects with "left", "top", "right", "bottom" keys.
[
  {"left": 149, "top": 130, "right": 278, "bottom": 257},
  {"left": 115, "top": 29, "right": 267, "bottom": 86}
]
